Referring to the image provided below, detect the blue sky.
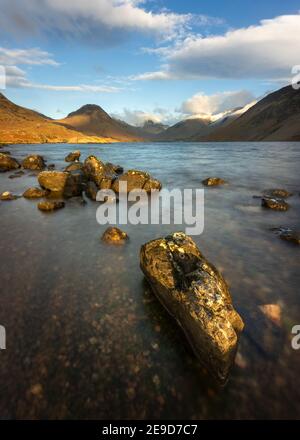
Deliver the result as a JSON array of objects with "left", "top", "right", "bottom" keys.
[{"left": 0, "top": 0, "right": 300, "bottom": 125}]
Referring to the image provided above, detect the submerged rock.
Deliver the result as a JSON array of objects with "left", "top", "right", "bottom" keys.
[
  {"left": 0, "top": 153, "right": 20, "bottom": 172},
  {"left": 9, "top": 170, "right": 25, "bottom": 179},
  {"left": 140, "top": 232, "right": 244, "bottom": 383},
  {"left": 202, "top": 177, "right": 226, "bottom": 186},
  {"left": 263, "top": 188, "right": 293, "bottom": 198},
  {"left": 47, "top": 164, "right": 55, "bottom": 171},
  {"left": 38, "top": 200, "right": 65, "bottom": 212},
  {"left": 22, "top": 155, "right": 46, "bottom": 170},
  {"left": 101, "top": 227, "right": 128, "bottom": 244},
  {"left": 0, "top": 191, "right": 18, "bottom": 201},
  {"left": 271, "top": 226, "right": 300, "bottom": 245},
  {"left": 23, "top": 187, "right": 49, "bottom": 199},
  {"left": 65, "top": 150, "right": 81, "bottom": 162},
  {"left": 262, "top": 197, "right": 289, "bottom": 211},
  {"left": 259, "top": 304, "right": 282, "bottom": 327}
]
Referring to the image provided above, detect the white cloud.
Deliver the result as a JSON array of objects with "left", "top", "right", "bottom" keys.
[
  {"left": 180, "top": 90, "right": 256, "bottom": 116},
  {"left": 0, "top": 47, "right": 59, "bottom": 67},
  {"left": 133, "top": 14, "right": 300, "bottom": 80},
  {"left": 0, "top": 0, "right": 194, "bottom": 44},
  {"left": 0, "top": 47, "right": 120, "bottom": 93},
  {"left": 131, "top": 71, "right": 173, "bottom": 81},
  {"left": 113, "top": 107, "right": 180, "bottom": 126}
]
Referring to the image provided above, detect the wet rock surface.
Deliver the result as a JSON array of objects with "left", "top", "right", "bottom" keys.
[
  {"left": 37, "top": 200, "right": 65, "bottom": 211},
  {"left": 101, "top": 227, "right": 129, "bottom": 244},
  {"left": 23, "top": 187, "right": 49, "bottom": 199},
  {"left": 9, "top": 170, "right": 25, "bottom": 179},
  {"left": 22, "top": 155, "right": 46, "bottom": 170},
  {"left": 271, "top": 226, "right": 300, "bottom": 244},
  {"left": 85, "top": 181, "right": 99, "bottom": 201},
  {"left": 143, "top": 178, "right": 162, "bottom": 193},
  {"left": 0, "top": 191, "right": 18, "bottom": 201},
  {"left": 202, "top": 177, "right": 226, "bottom": 186},
  {"left": 262, "top": 197, "right": 289, "bottom": 211},
  {"left": 83, "top": 155, "right": 106, "bottom": 187},
  {"left": 63, "top": 170, "right": 85, "bottom": 198},
  {"left": 112, "top": 169, "right": 161, "bottom": 194},
  {"left": 0, "top": 153, "right": 20, "bottom": 171},
  {"left": 38, "top": 171, "right": 69, "bottom": 193},
  {"left": 64, "top": 162, "right": 83, "bottom": 172},
  {"left": 140, "top": 232, "right": 244, "bottom": 383},
  {"left": 263, "top": 188, "right": 293, "bottom": 198},
  {"left": 105, "top": 162, "right": 124, "bottom": 175},
  {"left": 65, "top": 150, "right": 81, "bottom": 162}
]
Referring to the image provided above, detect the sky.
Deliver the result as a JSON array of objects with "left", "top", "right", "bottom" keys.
[{"left": 0, "top": 0, "right": 300, "bottom": 125}]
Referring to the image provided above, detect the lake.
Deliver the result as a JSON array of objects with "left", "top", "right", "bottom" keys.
[{"left": 0, "top": 142, "right": 300, "bottom": 419}]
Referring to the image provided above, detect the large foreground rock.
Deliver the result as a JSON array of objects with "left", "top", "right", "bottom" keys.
[
  {"left": 22, "top": 155, "right": 45, "bottom": 170},
  {"left": 0, "top": 153, "right": 20, "bottom": 171},
  {"left": 140, "top": 232, "right": 244, "bottom": 383}
]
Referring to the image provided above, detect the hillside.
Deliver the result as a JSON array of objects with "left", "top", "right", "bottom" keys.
[
  {"left": 0, "top": 93, "right": 116, "bottom": 144},
  {"left": 155, "top": 117, "right": 211, "bottom": 141},
  {"left": 201, "top": 85, "right": 300, "bottom": 141},
  {"left": 57, "top": 104, "right": 144, "bottom": 142}
]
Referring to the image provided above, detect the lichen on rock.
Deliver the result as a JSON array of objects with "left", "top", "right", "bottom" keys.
[{"left": 140, "top": 232, "right": 244, "bottom": 383}]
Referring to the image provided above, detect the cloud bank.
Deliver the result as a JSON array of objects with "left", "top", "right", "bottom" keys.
[
  {"left": 180, "top": 90, "right": 256, "bottom": 116},
  {"left": 0, "top": 0, "right": 194, "bottom": 44},
  {"left": 134, "top": 14, "right": 300, "bottom": 80}
]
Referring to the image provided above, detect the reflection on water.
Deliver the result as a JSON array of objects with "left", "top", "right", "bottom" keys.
[{"left": 0, "top": 142, "right": 300, "bottom": 419}]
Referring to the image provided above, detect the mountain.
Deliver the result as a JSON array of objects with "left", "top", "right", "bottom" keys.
[
  {"left": 155, "top": 117, "right": 212, "bottom": 141},
  {"left": 200, "top": 85, "right": 300, "bottom": 141},
  {"left": 140, "top": 120, "right": 168, "bottom": 135},
  {"left": 57, "top": 104, "right": 144, "bottom": 142},
  {"left": 0, "top": 93, "right": 116, "bottom": 144}
]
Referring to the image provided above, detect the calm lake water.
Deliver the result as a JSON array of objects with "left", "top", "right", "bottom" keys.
[{"left": 0, "top": 142, "right": 300, "bottom": 419}]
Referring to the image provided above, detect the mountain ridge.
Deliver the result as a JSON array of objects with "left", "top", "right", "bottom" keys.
[{"left": 1, "top": 85, "right": 299, "bottom": 144}]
